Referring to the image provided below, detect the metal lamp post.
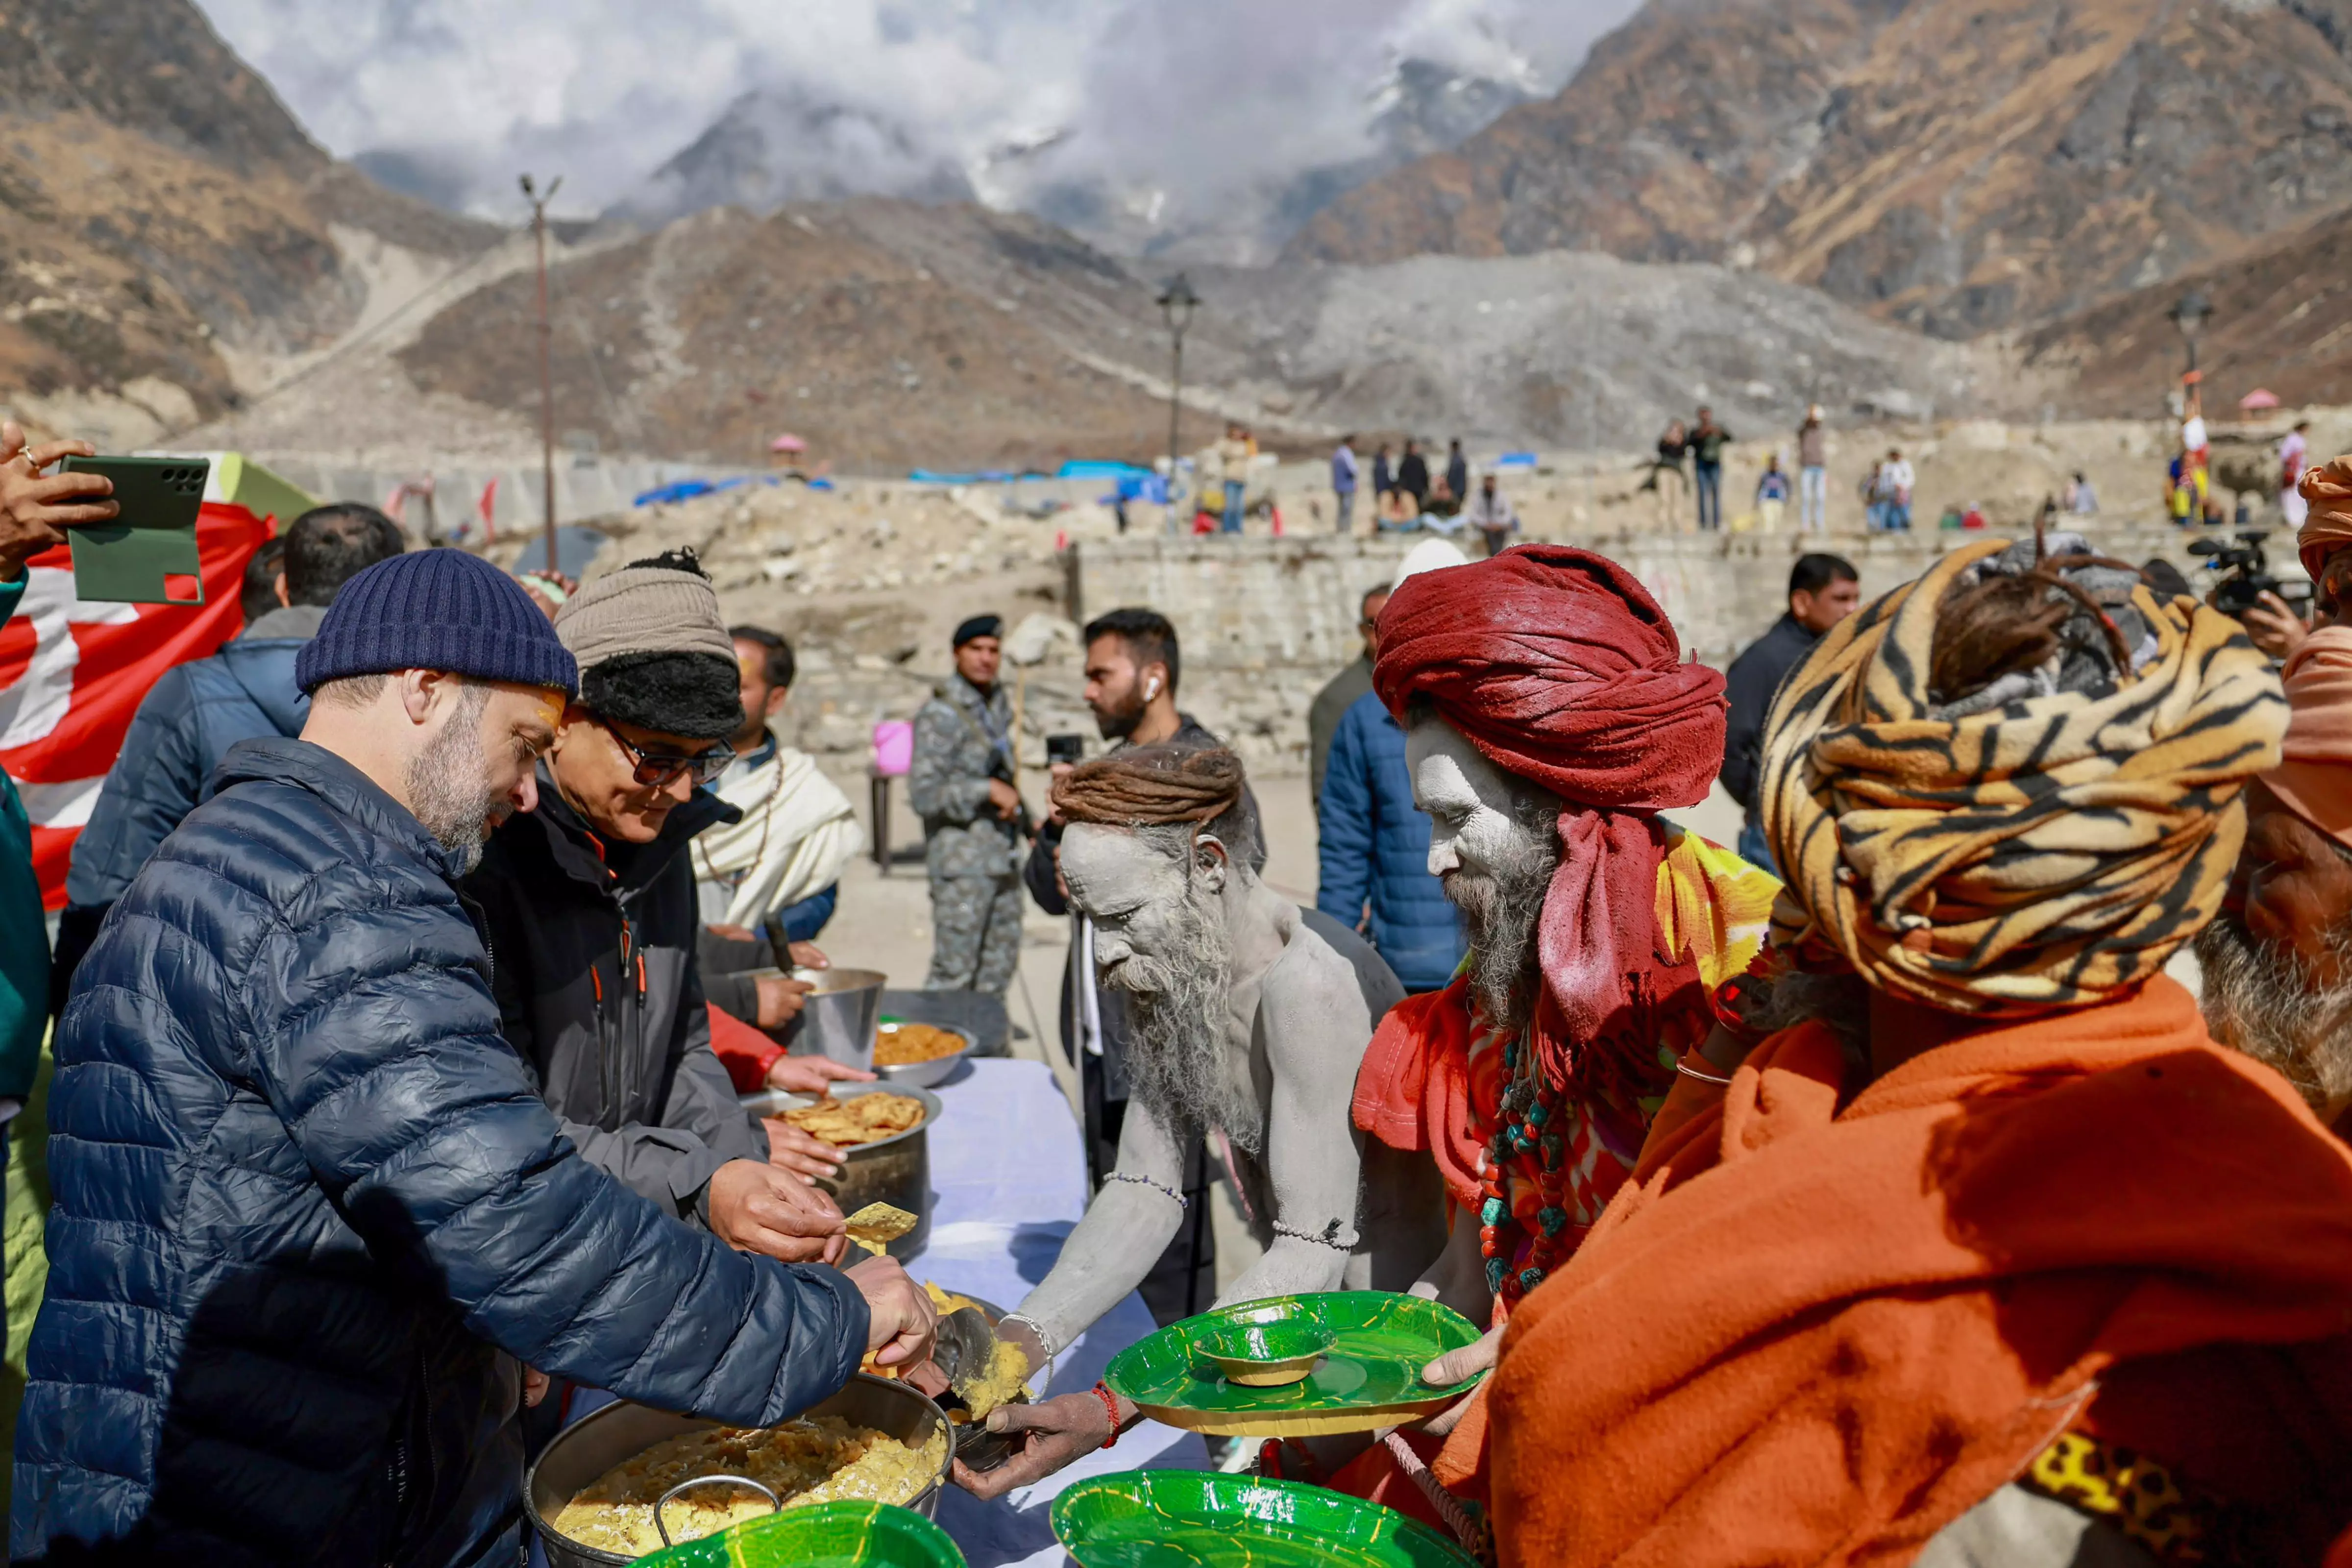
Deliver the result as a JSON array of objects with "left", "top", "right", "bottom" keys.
[
  {"left": 1157, "top": 272, "right": 1200, "bottom": 521},
  {"left": 520, "top": 172, "right": 563, "bottom": 574},
  {"left": 2168, "top": 289, "right": 2211, "bottom": 379}
]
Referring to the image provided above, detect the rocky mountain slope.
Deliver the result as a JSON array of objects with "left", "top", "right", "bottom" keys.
[
  {"left": 0, "top": 0, "right": 495, "bottom": 430},
  {"left": 383, "top": 193, "right": 2009, "bottom": 469},
  {"left": 1288, "top": 0, "right": 2352, "bottom": 339},
  {"left": 2023, "top": 201, "right": 2352, "bottom": 416},
  {"left": 394, "top": 202, "right": 1186, "bottom": 471}
]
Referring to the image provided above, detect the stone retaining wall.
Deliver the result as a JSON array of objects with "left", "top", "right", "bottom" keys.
[{"left": 1072, "top": 522, "right": 2276, "bottom": 772}]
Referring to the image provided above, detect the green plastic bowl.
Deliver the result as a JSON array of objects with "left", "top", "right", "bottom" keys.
[
  {"left": 1197, "top": 1321, "right": 1336, "bottom": 1387},
  {"left": 631, "top": 1499, "right": 967, "bottom": 1567},
  {"left": 1053, "top": 1470, "right": 1478, "bottom": 1568}
]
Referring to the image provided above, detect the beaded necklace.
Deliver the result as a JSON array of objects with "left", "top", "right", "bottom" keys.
[{"left": 1479, "top": 1033, "right": 1574, "bottom": 1305}]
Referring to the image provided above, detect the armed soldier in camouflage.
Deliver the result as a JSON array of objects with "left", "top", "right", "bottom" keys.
[{"left": 910, "top": 615, "right": 1027, "bottom": 996}]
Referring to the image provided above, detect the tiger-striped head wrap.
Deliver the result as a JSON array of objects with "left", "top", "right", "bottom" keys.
[{"left": 1759, "top": 535, "right": 2286, "bottom": 1015}]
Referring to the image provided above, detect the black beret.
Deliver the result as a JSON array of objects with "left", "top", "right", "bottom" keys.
[{"left": 953, "top": 614, "right": 1004, "bottom": 648}]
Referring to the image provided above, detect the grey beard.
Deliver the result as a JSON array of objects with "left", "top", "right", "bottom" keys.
[
  {"left": 1443, "top": 810, "right": 1560, "bottom": 1035},
  {"left": 1103, "top": 884, "right": 1259, "bottom": 1154},
  {"left": 2195, "top": 913, "right": 2352, "bottom": 1113},
  {"left": 405, "top": 686, "right": 497, "bottom": 874}
]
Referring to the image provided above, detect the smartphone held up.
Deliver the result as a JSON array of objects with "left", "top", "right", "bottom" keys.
[{"left": 55, "top": 455, "right": 210, "bottom": 605}]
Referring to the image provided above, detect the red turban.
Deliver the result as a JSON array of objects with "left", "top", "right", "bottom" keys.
[{"left": 1373, "top": 544, "right": 1727, "bottom": 1081}]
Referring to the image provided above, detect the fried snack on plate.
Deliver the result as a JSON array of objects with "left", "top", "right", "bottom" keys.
[
  {"left": 778, "top": 1092, "right": 925, "bottom": 1147},
  {"left": 843, "top": 1202, "right": 919, "bottom": 1257}
]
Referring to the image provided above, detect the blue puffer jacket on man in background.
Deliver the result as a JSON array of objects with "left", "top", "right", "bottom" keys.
[
  {"left": 1316, "top": 687, "right": 1465, "bottom": 993},
  {"left": 52, "top": 503, "right": 406, "bottom": 999},
  {"left": 14, "top": 552, "right": 899, "bottom": 1568}
]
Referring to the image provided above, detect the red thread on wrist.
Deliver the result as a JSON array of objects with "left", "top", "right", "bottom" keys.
[{"left": 1092, "top": 1382, "right": 1122, "bottom": 1449}]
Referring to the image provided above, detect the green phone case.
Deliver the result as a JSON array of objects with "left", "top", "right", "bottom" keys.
[{"left": 59, "top": 455, "right": 210, "bottom": 605}]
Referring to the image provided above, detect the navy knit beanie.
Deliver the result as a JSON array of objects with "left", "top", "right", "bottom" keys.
[{"left": 295, "top": 549, "right": 579, "bottom": 695}]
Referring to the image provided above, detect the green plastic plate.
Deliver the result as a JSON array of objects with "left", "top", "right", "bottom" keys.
[
  {"left": 631, "top": 1500, "right": 966, "bottom": 1567},
  {"left": 1051, "top": 1470, "right": 1479, "bottom": 1568},
  {"left": 1102, "top": 1292, "right": 1484, "bottom": 1438}
]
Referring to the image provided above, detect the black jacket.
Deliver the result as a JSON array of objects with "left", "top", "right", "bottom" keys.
[
  {"left": 1720, "top": 612, "right": 1821, "bottom": 816},
  {"left": 1397, "top": 452, "right": 1430, "bottom": 503},
  {"left": 15, "top": 737, "right": 867, "bottom": 1567},
  {"left": 465, "top": 773, "right": 767, "bottom": 1223}
]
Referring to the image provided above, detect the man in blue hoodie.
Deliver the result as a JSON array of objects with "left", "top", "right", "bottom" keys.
[{"left": 50, "top": 502, "right": 404, "bottom": 993}]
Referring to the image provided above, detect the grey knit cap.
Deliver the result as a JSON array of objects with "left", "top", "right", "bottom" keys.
[{"left": 555, "top": 550, "right": 743, "bottom": 739}]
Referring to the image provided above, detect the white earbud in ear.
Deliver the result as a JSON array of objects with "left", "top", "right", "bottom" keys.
[{"left": 1145, "top": 676, "right": 1160, "bottom": 699}]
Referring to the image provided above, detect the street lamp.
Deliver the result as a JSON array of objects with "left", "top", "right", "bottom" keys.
[
  {"left": 520, "top": 172, "right": 564, "bottom": 574},
  {"left": 2168, "top": 289, "right": 2211, "bottom": 377},
  {"left": 1157, "top": 272, "right": 1200, "bottom": 516}
]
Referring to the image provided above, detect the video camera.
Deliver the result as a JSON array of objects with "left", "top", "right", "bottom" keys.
[{"left": 2186, "top": 531, "right": 2312, "bottom": 621}]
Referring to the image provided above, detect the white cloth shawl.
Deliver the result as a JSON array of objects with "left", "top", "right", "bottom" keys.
[{"left": 691, "top": 735, "right": 865, "bottom": 929}]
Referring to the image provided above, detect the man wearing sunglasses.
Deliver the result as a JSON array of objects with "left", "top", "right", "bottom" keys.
[{"left": 466, "top": 551, "right": 856, "bottom": 1287}]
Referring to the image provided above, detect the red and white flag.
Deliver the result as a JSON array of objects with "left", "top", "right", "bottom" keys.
[{"left": 0, "top": 496, "right": 272, "bottom": 908}]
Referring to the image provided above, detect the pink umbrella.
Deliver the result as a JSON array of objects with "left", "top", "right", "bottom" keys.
[
  {"left": 2240, "top": 389, "right": 2282, "bottom": 412},
  {"left": 770, "top": 433, "right": 808, "bottom": 454}
]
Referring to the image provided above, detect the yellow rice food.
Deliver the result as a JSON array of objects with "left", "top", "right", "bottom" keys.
[{"left": 550, "top": 1414, "right": 948, "bottom": 1557}]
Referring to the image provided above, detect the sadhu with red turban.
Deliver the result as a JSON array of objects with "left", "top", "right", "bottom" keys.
[{"left": 1326, "top": 544, "right": 1779, "bottom": 1530}]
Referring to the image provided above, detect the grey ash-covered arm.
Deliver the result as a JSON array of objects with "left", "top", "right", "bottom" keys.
[{"left": 1014, "top": 1091, "right": 1190, "bottom": 1353}]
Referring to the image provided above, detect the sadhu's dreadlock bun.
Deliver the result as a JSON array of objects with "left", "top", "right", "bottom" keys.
[{"left": 1052, "top": 743, "right": 1261, "bottom": 864}]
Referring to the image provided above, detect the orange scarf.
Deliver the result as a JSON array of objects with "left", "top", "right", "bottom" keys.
[{"left": 1488, "top": 978, "right": 2352, "bottom": 1567}]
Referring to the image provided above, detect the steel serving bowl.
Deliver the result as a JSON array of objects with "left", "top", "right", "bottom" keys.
[
  {"left": 872, "top": 1023, "right": 973, "bottom": 1090},
  {"left": 738, "top": 1081, "right": 944, "bottom": 1258},
  {"left": 525, "top": 1374, "right": 953, "bottom": 1568}
]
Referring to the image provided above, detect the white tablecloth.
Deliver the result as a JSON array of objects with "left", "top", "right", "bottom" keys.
[
  {"left": 542, "top": 1058, "right": 1203, "bottom": 1567},
  {"left": 921, "top": 1058, "right": 1209, "bottom": 1568}
]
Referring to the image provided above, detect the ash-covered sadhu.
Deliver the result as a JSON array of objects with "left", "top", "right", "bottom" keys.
[
  {"left": 1330, "top": 544, "right": 1778, "bottom": 1524},
  {"left": 1486, "top": 536, "right": 2352, "bottom": 1568},
  {"left": 957, "top": 739, "right": 1447, "bottom": 1503}
]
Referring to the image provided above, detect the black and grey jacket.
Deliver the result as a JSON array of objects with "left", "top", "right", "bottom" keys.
[{"left": 465, "top": 771, "right": 767, "bottom": 1222}]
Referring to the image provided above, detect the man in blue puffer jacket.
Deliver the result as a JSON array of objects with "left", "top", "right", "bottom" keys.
[
  {"left": 51, "top": 503, "right": 406, "bottom": 998},
  {"left": 1316, "top": 686, "right": 1466, "bottom": 993},
  {"left": 15, "top": 550, "right": 935, "bottom": 1567}
]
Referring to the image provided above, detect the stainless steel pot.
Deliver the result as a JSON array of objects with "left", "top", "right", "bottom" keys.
[
  {"left": 873, "top": 1024, "right": 971, "bottom": 1090},
  {"left": 765, "top": 966, "right": 886, "bottom": 1070},
  {"left": 525, "top": 1375, "right": 952, "bottom": 1568},
  {"left": 738, "top": 1081, "right": 943, "bottom": 1258}
]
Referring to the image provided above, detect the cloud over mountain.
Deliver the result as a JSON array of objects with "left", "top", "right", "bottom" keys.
[{"left": 191, "top": 0, "right": 1640, "bottom": 254}]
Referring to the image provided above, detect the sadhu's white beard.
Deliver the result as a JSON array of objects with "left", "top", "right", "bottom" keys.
[
  {"left": 1443, "top": 810, "right": 1559, "bottom": 1035},
  {"left": 1102, "top": 882, "right": 1260, "bottom": 1155},
  {"left": 2195, "top": 912, "right": 2352, "bottom": 1112}
]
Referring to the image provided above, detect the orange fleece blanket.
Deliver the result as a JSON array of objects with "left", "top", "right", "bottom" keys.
[{"left": 1487, "top": 978, "right": 2352, "bottom": 1567}]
